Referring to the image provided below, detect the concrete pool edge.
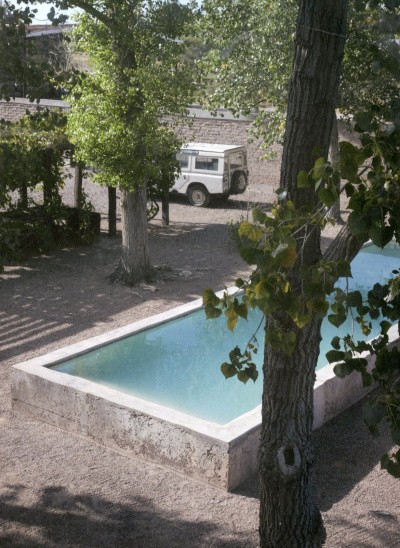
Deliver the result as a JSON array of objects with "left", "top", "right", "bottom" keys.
[{"left": 11, "top": 294, "right": 400, "bottom": 491}]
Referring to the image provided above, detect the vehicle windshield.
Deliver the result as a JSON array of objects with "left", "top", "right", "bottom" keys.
[{"left": 177, "top": 153, "right": 189, "bottom": 169}]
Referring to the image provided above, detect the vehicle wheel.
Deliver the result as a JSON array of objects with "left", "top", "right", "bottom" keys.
[
  {"left": 231, "top": 171, "right": 247, "bottom": 194},
  {"left": 188, "top": 184, "right": 211, "bottom": 207}
]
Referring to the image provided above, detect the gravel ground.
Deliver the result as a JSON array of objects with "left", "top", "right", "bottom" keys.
[{"left": 1, "top": 178, "right": 399, "bottom": 547}]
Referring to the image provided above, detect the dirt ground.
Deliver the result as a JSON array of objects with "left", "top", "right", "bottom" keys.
[{"left": 1, "top": 180, "right": 399, "bottom": 547}]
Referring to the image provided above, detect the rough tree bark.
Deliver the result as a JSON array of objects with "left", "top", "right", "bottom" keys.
[
  {"left": 110, "top": 184, "right": 152, "bottom": 285},
  {"left": 328, "top": 112, "right": 343, "bottom": 222},
  {"left": 108, "top": 186, "right": 117, "bottom": 237},
  {"left": 259, "top": 2, "right": 349, "bottom": 546}
]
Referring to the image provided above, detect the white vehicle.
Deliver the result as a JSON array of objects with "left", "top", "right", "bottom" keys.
[{"left": 171, "top": 143, "right": 249, "bottom": 207}]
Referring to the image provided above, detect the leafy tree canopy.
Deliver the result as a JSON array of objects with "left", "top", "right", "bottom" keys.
[
  {"left": 199, "top": 0, "right": 400, "bottom": 150},
  {"left": 0, "top": 1, "right": 70, "bottom": 100},
  {"left": 66, "top": 2, "right": 196, "bottom": 192}
]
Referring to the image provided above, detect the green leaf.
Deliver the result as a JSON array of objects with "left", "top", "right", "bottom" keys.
[
  {"left": 271, "top": 242, "right": 297, "bottom": 268},
  {"left": 326, "top": 349, "right": 345, "bottom": 363},
  {"left": 328, "top": 312, "right": 347, "bottom": 328},
  {"left": 252, "top": 207, "right": 267, "bottom": 223},
  {"left": 238, "top": 220, "right": 264, "bottom": 242},
  {"left": 297, "top": 170, "right": 311, "bottom": 188},
  {"left": 344, "top": 182, "right": 355, "bottom": 197},
  {"left": 266, "top": 324, "right": 296, "bottom": 354},
  {"left": 221, "top": 362, "right": 237, "bottom": 379},
  {"left": 225, "top": 305, "right": 238, "bottom": 331},
  {"left": 203, "top": 288, "right": 221, "bottom": 307},
  {"left": 245, "top": 366, "right": 259, "bottom": 382},
  {"left": 307, "top": 298, "right": 329, "bottom": 318},
  {"left": 333, "top": 361, "right": 354, "bottom": 378},
  {"left": 237, "top": 370, "right": 250, "bottom": 384},
  {"left": 354, "top": 111, "right": 375, "bottom": 132},
  {"left": 347, "top": 212, "right": 370, "bottom": 241},
  {"left": 347, "top": 291, "right": 363, "bottom": 308},
  {"left": 380, "top": 320, "right": 392, "bottom": 335},
  {"left": 331, "top": 336, "right": 341, "bottom": 350},
  {"left": 235, "top": 277, "right": 245, "bottom": 288},
  {"left": 239, "top": 247, "right": 262, "bottom": 265},
  {"left": 318, "top": 186, "right": 338, "bottom": 209},
  {"left": 205, "top": 304, "right": 222, "bottom": 319},
  {"left": 369, "top": 225, "right": 393, "bottom": 248},
  {"left": 312, "top": 157, "right": 327, "bottom": 180},
  {"left": 229, "top": 346, "right": 241, "bottom": 363},
  {"left": 339, "top": 141, "right": 362, "bottom": 182},
  {"left": 254, "top": 280, "right": 268, "bottom": 299},
  {"left": 292, "top": 311, "right": 311, "bottom": 328},
  {"left": 336, "top": 260, "right": 352, "bottom": 278},
  {"left": 234, "top": 301, "right": 248, "bottom": 320}
]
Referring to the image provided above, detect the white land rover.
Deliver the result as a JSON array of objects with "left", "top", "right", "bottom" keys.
[{"left": 171, "top": 142, "right": 249, "bottom": 207}]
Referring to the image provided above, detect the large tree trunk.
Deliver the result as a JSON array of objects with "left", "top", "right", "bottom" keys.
[
  {"left": 259, "top": 1, "right": 348, "bottom": 546},
  {"left": 110, "top": 184, "right": 152, "bottom": 285},
  {"left": 328, "top": 113, "right": 343, "bottom": 222}
]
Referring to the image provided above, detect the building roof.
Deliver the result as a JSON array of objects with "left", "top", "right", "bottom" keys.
[{"left": 27, "top": 24, "right": 74, "bottom": 38}]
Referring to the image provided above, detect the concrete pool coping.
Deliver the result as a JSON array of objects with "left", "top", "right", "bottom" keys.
[{"left": 11, "top": 288, "right": 399, "bottom": 490}]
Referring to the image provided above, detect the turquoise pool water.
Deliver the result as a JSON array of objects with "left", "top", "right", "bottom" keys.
[{"left": 53, "top": 243, "right": 400, "bottom": 424}]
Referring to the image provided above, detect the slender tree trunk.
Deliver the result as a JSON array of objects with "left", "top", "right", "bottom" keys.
[
  {"left": 42, "top": 150, "right": 55, "bottom": 209},
  {"left": 161, "top": 188, "right": 170, "bottom": 227},
  {"left": 19, "top": 183, "right": 28, "bottom": 209},
  {"left": 108, "top": 186, "right": 117, "bottom": 237},
  {"left": 110, "top": 183, "right": 152, "bottom": 285},
  {"left": 259, "top": 2, "right": 348, "bottom": 546},
  {"left": 73, "top": 164, "right": 83, "bottom": 208},
  {"left": 328, "top": 113, "right": 343, "bottom": 222}
]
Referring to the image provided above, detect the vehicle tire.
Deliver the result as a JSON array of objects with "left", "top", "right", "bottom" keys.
[
  {"left": 187, "top": 184, "right": 211, "bottom": 207},
  {"left": 231, "top": 171, "right": 247, "bottom": 194}
]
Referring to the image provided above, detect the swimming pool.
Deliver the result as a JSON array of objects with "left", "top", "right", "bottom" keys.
[{"left": 11, "top": 243, "right": 400, "bottom": 489}]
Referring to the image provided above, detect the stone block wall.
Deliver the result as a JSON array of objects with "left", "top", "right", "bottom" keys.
[
  {"left": 0, "top": 98, "right": 69, "bottom": 122},
  {"left": 3, "top": 99, "right": 358, "bottom": 191},
  {"left": 175, "top": 107, "right": 282, "bottom": 187},
  {"left": 0, "top": 99, "right": 281, "bottom": 189}
]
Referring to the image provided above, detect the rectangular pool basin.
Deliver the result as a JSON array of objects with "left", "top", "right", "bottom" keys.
[{"left": 11, "top": 244, "right": 400, "bottom": 490}]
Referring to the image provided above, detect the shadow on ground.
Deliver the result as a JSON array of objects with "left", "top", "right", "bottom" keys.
[
  {"left": 0, "top": 222, "right": 248, "bottom": 362},
  {"left": 167, "top": 194, "right": 274, "bottom": 212},
  {"left": 234, "top": 395, "right": 395, "bottom": 509},
  {"left": 0, "top": 484, "right": 250, "bottom": 547}
]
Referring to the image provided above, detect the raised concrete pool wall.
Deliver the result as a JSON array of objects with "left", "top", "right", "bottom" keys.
[{"left": 11, "top": 293, "right": 398, "bottom": 491}]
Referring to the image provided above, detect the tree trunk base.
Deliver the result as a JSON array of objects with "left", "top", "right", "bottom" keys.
[{"left": 108, "top": 260, "right": 156, "bottom": 286}]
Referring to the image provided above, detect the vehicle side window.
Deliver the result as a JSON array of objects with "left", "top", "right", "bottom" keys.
[
  {"left": 195, "top": 157, "right": 219, "bottom": 171},
  {"left": 229, "top": 152, "right": 243, "bottom": 170},
  {"left": 177, "top": 153, "right": 189, "bottom": 169}
]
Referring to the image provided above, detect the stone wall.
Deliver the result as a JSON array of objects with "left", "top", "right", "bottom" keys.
[
  {"left": 0, "top": 98, "right": 69, "bottom": 122},
  {"left": 175, "top": 106, "right": 282, "bottom": 187},
  {"left": 0, "top": 99, "right": 281, "bottom": 189},
  {"left": 0, "top": 99, "right": 358, "bottom": 191}
]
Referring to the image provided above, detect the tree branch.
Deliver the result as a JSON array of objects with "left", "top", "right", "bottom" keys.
[
  {"left": 37, "top": 0, "right": 112, "bottom": 28},
  {"left": 322, "top": 222, "right": 364, "bottom": 263}
]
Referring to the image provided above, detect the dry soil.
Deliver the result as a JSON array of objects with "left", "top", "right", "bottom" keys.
[{"left": 1, "top": 181, "right": 399, "bottom": 547}]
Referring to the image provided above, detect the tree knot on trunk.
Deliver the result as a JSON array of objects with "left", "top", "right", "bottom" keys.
[{"left": 277, "top": 444, "right": 301, "bottom": 476}]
